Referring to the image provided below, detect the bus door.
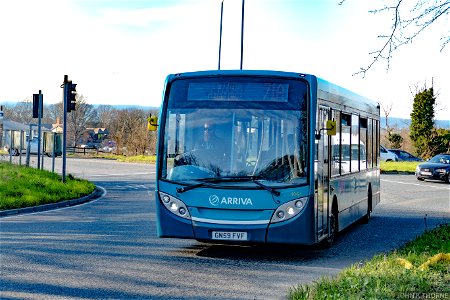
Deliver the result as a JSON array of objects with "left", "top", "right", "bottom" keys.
[{"left": 315, "top": 106, "right": 331, "bottom": 239}]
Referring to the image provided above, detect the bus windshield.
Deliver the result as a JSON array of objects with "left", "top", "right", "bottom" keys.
[{"left": 161, "top": 76, "right": 309, "bottom": 188}]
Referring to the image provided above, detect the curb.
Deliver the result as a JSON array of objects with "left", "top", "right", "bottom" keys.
[
  {"left": 380, "top": 171, "right": 415, "bottom": 175},
  {"left": 0, "top": 186, "right": 104, "bottom": 218}
]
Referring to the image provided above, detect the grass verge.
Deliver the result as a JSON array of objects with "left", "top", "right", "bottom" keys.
[
  {"left": 380, "top": 161, "right": 421, "bottom": 173},
  {"left": 115, "top": 154, "right": 156, "bottom": 163},
  {"left": 288, "top": 224, "right": 450, "bottom": 299},
  {"left": 0, "top": 161, "right": 95, "bottom": 210},
  {"left": 69, "top": 153, "right": 156, "bottom": 164}
]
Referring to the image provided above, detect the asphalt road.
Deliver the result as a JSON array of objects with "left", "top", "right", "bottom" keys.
[{"left": 1, "top": 157, "right": 449, "bottom": 299}]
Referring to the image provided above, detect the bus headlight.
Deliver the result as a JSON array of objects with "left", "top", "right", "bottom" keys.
[
  {"left": 159, "top": 192, "right": 191, "bottom": 220},
  {"left": 270, "top": 197, "right": 308, "bottom": 223}
]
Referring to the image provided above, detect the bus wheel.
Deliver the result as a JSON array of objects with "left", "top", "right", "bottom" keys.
[
  {"left": 319, "top": 204, "right": 338, "bottom": 248},
  {"left": 362, "top": 187, "right": 372, "bottom": 224}
]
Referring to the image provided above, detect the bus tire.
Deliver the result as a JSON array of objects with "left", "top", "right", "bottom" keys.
[
  {"left": 319, "top": 199, "right": 338, "bottom": 248},
  {"left": 362, "top": 186, "right": 372, "bottom": 224}
]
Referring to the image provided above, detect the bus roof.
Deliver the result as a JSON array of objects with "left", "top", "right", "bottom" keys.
[
  {"left": 165, "top": 70, "right": 379, "bottom": 115},
  {"left": 166, "top": 69, "right": 312, "bottom": 80},
  {"left": 316, "top": 77, "right": 379, "bottom": 116}
]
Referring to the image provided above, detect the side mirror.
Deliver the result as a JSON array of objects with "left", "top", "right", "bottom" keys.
[
  {"left": 326, "top": 120, "right": 336, "bottom": 136},
  {"left": 315, "top": 120, "right": 336, "bottom": 140}
]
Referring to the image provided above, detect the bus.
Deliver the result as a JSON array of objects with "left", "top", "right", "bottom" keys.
[{"left": 153, "top": 70, "right": 380, "bottom": 247}]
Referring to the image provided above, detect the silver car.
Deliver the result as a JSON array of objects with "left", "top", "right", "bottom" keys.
[{"left": 380, "top": 145, "right": 398, "bottom": 161}]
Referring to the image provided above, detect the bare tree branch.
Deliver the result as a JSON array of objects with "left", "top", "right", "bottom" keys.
[{"left": 340, "top": 0, "right": 450, "bottom": 76}]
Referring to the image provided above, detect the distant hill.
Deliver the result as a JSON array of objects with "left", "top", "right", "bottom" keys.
[
  {"left": 381, "top": 117, "right": 450, "bottom": 129},
  {"left": 94, "top": 104, "right": 160, "bottom": 111},
  {"left": 2, "top": 101, "right": 448, "bottom": 129},
  {"left": 0, "top": 101, "right": 160, "bottom": 111}
]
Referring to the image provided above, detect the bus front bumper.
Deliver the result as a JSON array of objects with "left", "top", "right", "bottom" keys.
[{"left": 157, "top": 204, "right": 316, "bottom": 245}]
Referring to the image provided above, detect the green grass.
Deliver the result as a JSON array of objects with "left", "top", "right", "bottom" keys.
[
  {"left": 288, "top": 224, "right": 450, "bottom": 299},
  {"left": 0, "top": 161, "right": 95, "bottom": 210},
  {"left": 69, "top": 152, "right": 157, "bottom": 164},
  {"left": 115, "top": 154, "right": 156, "bottom": 163},
  {"left": 380, "top": 161, "right": 421, "bottom": 173}
]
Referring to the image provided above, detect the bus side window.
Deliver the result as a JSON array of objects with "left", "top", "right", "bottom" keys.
[
  {"left": 360, "top": 117, "right": 368, "bottom": 170},
  {"left": 351, "top": 114, "right": 359, "bottom": 172},
  {"left": 367, "top": 119, "right": 373, "bottom": 168},
  {"left": 331, "top": 110, "right": 340, "bottom": 176},
  {"left": 341, "top": 113, "right": 351, "bottom": 174},
  {"left": 375, "top": 120, "right": 380, "bottom": 166}
]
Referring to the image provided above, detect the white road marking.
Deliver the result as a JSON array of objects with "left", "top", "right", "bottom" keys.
[{"left": 381, "top": 179, "right": 450, "bottom": 190}]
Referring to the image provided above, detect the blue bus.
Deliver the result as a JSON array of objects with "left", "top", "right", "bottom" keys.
[{"left": 153, "top": 70, "right": 380, "bottom": 247}]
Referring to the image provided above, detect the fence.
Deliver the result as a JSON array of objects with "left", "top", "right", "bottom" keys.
[{"left": 66, "top": 146, "right": 102, "bottom": 155}]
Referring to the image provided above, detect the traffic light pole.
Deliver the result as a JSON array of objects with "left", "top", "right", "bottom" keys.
[
  {"left": 61, "top": 75, "right": 77, "bottom": 183},
  {"left": 37, "top": 90, "right": 43, "bottom": 169},
  {"left": 62, "top": 75, "right": 68, "bottom": 183}
]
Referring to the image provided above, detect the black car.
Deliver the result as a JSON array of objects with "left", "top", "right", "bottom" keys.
[
  {"left": 389, "top": 149, "right": 423, "bottom": 162},
  {"left": 415, "top": 153, "right": 450, "bottom": 183}
]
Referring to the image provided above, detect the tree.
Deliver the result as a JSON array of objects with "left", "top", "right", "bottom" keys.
[
  {"left": 67, "top": 94, "right": 97, "bottom": 147},
  {"left": 381, "top": 102, "right": 393, "bottom": 135},
  {"left": 387, "top": 132, "right": 403, "bottom": 149},
  {"left": 427, "top": 128, "right": 450, "bottom": 155},
  {"left": 96, "top": 105, "right": 115, "bottom": 129},
  {"left": 409, "top": 86, "right": 436, "bottom": 158},
  {"left": 106, "top": 108, "right": 159, "bottom": 156},
  {"left": 45, "top": 103, "right": 63, "bottom": 125},
  {"left": 3, "top": 101, "right": 34, "bottom": 124},
  {"left": 340, "top": 0, "right": 450, "bottom": 75}
]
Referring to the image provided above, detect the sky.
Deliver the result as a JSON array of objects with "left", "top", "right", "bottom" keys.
[{"left": 0, "top": 0, "right": 449, "bottom": 120}]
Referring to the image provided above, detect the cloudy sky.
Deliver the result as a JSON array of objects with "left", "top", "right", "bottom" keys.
[{"left": 0, "top": 0, "right": 449, "bottom": 119}]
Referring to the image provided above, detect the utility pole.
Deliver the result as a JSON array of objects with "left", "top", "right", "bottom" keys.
[
  {"left": 218, "top": 0, "right": 224, "bottom": 70},
  {"left": 218, "top": 0, "right": 245, "bottom": 70},
  {"left": 0, "top": 105, "right": 3, "bottom": 150},
  {"left": 240, "top": 0, "right": 245, "bottom": 70}
]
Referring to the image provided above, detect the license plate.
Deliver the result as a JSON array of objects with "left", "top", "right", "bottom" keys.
[
  {"left": 212, "top": 231, "right": 248, "bottom": 241},
  {"left": 420, "top": 171, "right": 432, "bottom": 176}
]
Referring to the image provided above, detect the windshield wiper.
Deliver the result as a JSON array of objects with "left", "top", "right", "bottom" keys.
[
  {"left": 176, "top": 177, "right": 221, "bottom": 193},
  {"left": 215, "top": 176, "right": 281, "bottom": 196},
  {"left": 176, "top": 176, "right": 280, "bottom": 196},
  {"left": 251, "top": 180, "right": 280, "bottom": 196}
]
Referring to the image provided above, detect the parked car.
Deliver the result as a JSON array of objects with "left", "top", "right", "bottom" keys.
[
  {"left": 380, "top": 145, "right": 398, "bottom": 161},
  {"left": 28, "top": 137, "right": 40, "bottom": 154},
  {"left": 388, "top": 149, "right": 423, "bottom": 162},
  {"left": 415, "top": 153, "right": 450, "bottom": 183},
  {"left": 8, "top": 136, "right": 62, "bottom": 157},
  {"left": 4, "top": 145, "right": 20, "bottom": 156}
]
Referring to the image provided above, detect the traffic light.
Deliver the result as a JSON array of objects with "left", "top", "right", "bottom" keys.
[
  {"left": 32, "top": 92, "right": 43, "bottom": 118},
  {"left": 33, "top": 94, "right": 39, "bottom": 118},
  {"left": 66, "top": 81, "right": 77, "bottom": 112}
]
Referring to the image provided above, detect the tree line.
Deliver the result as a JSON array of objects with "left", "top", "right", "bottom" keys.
[
  {"left": 2, "top": 96, "right": 159, "bottom": 156},
  {"left": 383, "top": 85, "right": 450, "bottom": 159},
  {"left": 3, "top": 85, "right": 449, "bottom": 159}
]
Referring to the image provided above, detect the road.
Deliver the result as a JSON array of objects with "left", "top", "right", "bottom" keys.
[{"left": 1, "top": 157, "right": 449, "bottom": 299}]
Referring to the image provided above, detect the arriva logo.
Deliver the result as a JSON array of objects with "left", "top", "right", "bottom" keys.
[
  {"left": 209, "top": 195, "right": 253, "bottom": 206},
  {"left": 209, "top": 195, "right": 220, "bottom": 206}
]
